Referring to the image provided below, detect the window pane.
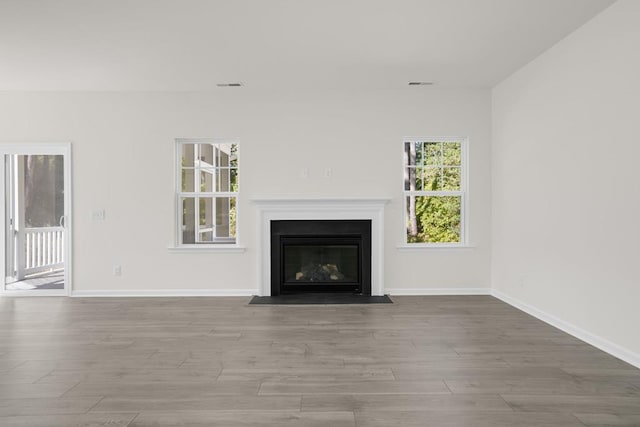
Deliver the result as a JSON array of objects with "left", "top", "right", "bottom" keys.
[
  {"left": 443, "top": 142, "right": 461, "bottom": 166},
  {"left": 199, "top": 144, "right": 215, "bottom": 166},
  {"left": 230, "top": 197, "right": 237, "bottom": 238},
  {"left": 230, "top": 168, "right": 238, "bottom": 192},
  {"left": 21, "top": 155, "right": 65, "bottom": 227},
  {"left": 424, "top": 142, "right": 441, "bottom": 166},
  {"left": 215, "top": 197, "right": 232, "bottom": 238},
  {"left": 217, "top": 144, "right": 231, "bottom": 168},
  {"left": 414, "top": 142, "right": 423, "bottom": 165},
  {"left": 199, "top": 197, "right": 213, "bottom": 227},
  {"left": 230, "top": 144, "right": 238, "bottom": 168},
  {"left": 404, "top": 142, "right": 420, "bottom": 168},
  {"left": 416, "top": 167, "right": 425, "bottom": 190},
  {"left": 181, "top": 144, "right": 195, "bottom": 168},
  {"left": 404, "top": 167, "right": 410, "bottom": 191},
  {"left": 423, "top": 167, "right": 441, "bottom": 191},
  {"left": 181, "top": 197, "right": 196, "bottom": 244},
  {"left": 200, "top": 169, "right": 214, "bottom": 192},
  {"left": 443, "top": 167, "right": 461, "bottom": 190},
  {"left": 406, "top": 196, "right": 461, "bottom": 243},
  {"left": 405, "top": 167, "right": 421, "bottom": 191},
  {"left": 182, "top": 169, "right": 195, "bottom": 192},
  {"left": 198, "top": 197, "right": 215, "bottom": 243},
  {"left": 199, "top": 231, "right": 214, "bottom": 242},
  {"left": 218, "top": 168, "right": 230, "bottom": 192}
]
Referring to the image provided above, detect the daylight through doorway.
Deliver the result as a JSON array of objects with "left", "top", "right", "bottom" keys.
[{"left": 4, "top": 153, "right": 67, "bottom": 293}]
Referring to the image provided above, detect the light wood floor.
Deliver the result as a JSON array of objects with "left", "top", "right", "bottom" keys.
[{"left": 1, "top": 296, "right": 639, "bottom": 426}]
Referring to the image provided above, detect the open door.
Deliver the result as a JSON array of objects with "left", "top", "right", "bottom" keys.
[{"left": 1, "top": 144, "right": 71, "bottom": 296}]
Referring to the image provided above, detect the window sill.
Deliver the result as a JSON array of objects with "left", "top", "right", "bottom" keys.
[
  {"left": 397, "top": 244, "right": 476, "bottom": 251},
  {"left": 167, "top": 245, "right": 246, "bottom": 254}
]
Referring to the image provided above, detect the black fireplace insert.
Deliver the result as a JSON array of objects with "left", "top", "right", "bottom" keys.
[{"left": 270, "top": 220, "right": 372, "bottom": 296}]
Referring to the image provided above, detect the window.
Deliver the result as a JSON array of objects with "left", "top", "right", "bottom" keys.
[
  {"left": 403, "top": 138, "right": 467, "bottom": 245},
  {"left": 176, "top": 139, "right": 238, "bottom": 245}
]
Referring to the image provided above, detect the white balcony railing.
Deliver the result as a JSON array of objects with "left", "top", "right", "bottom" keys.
[{"left": 23, "top": 227, "right": 64, "bottom": 275}]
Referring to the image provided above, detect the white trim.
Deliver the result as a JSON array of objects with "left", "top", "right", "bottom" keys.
[
  {"left": 397, "top": 244, "right": 476, "bottom": 251},
  {"left": 64, "top": 144, "right": 73, "bottom": 296},
  {"left": 389, "top": 287, "right": 491, "bottom": 295},
  {"left": 0, "top": 143, "right": 70, "bottom": 155},
  {"left": 251, "top": 197, "right": 391, "bottom": 206},
  {"left": 491, "top": 289, "right": 640, "bottom": 369},
  {"left": 0, "top": 143, "right": 72, "bottom": 297},
  {"left": 167, "top": 245, "right": 246, "bottom": 253},
  {"left": 71, "top": 289, "right": 256, "bottom": 298},
  {"left": 251, "top": 197, "right": 391, "bottom": 297},
  {"left": 403, "top": 136, "right": 469, "bottom": 143}
]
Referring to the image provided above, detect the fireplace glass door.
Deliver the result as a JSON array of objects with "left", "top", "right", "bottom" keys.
[
  {"left": 281, "top": 237, "right": 361, "bottom": 293},
  {"left": 271, "top": 219, "right": 371, "bottom": 296}
]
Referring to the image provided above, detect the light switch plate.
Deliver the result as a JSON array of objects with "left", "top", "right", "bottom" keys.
[{"left": 92, "top": 209, "right": 106, "bottom": 221}]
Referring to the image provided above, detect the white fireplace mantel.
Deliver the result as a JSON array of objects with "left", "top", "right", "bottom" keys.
[{"left": 251, "top": 198, "right": 391, "bottom": 296}]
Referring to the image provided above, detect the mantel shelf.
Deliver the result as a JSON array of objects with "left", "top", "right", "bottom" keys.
[{"left": 250, "top": 197, "right": 392, "bottom": 208}]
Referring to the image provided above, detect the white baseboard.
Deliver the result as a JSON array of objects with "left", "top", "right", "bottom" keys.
[
  {"left": 72, "top": 288, "right": 491, "bottom": 297},
  {"left": 71, "top": 289, "right": 257, "bottom": 297},
  {"left": 491, "top": 289, "right": 640, "bottom": 370},
  {"left": 388, "top": 287, "right": 491, "bottom": 296}
]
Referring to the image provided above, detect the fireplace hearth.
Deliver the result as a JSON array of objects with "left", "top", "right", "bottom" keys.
[{"left": 271, "top": 220, "right": 372, "bottom": 296}]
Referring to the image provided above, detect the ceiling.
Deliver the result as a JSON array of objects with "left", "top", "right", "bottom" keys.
[{"left": 0, "top": 0, "right": 616, "bottom": 91}]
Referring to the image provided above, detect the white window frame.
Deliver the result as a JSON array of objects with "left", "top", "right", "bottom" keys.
[
  {"left": 401, "top": 137, "right": 470, "bottom": 248},
  {"left": 172, "top": 138, "right": 244, "bottom": 252}
]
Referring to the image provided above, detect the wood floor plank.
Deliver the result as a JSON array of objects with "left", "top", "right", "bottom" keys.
[
  {"left": 501, "top": 394, "right": 640, "bottom": 414},
  {"left": 37, "top": 367, "right": 223, "bottom": 384},
  {"left": 217, "top": 367, "right": 394, "bottom": 382},
  {"left": 0, "top": 413, "right": 137, "bottom": 426},
  {"left": 354, "top": 410, "right": 584, "bottom": 426},
  {"left": 445, "top": 377, "right": 640, "bottom": 396},
  {"left": 259, "top": 380, "right": 450, "bottom": 395},
  {"left": 574, "top": 413, "right": 640, "bottom": 426},
  {"left": 301, "top": 393, "right": 512, "bottom": 412},
  {"left": 0, "top": 397, "right": 102, "bottom": 417},
  {"left": 64, "top": 381, "right": 261, "bottom": 398},
  {"left": 392, "top": 366, "right": 570, "bottom": 381},
  {"left": 0, "top": 382, "right": 78, "bottom": 399},
  {"left": 129, "top": 410, "right": 356, "bottom": 426},
  {"left": 92, "top": 395, "right": 302, "bottom": 412}
]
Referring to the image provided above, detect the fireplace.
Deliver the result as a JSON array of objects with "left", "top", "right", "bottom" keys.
[
  {"left": 271, "top": 220, "right": 372, "bottom": 296},
  {"left": 252, "top": 198, "right": 389, "bottom": 296}
]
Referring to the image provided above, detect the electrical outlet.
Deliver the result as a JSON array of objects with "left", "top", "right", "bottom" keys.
[
  {"left": 324, "top": 168, "right": 332, "bottom": 178},
  {"left": 301, "top": 168, "right": 309, "bottom": 179},
  {"left": 113, "top": 265, "right": 122, "bottom": 276}
]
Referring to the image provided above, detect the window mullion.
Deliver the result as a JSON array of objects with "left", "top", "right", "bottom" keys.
[
  {"left": 406, "top": 190, "right": 462, "bottom": 197},
  {"left": 193, "top": 144, "right": 199, "bottom": 194},
  {"left": 194, "top": 196, "right": 200, "bottom": 243}
]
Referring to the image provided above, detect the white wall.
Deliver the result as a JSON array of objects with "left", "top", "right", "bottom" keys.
[
  {"left": 0, "top": 88, "right": 491, "bottom": 294},
  {"left": 492, "top": 0, "right": 640, "bottom": 361}
]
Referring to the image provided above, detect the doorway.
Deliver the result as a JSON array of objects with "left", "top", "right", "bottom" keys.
[{"left": 1, "top": 144, "right": 72, "bottom": 296}]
